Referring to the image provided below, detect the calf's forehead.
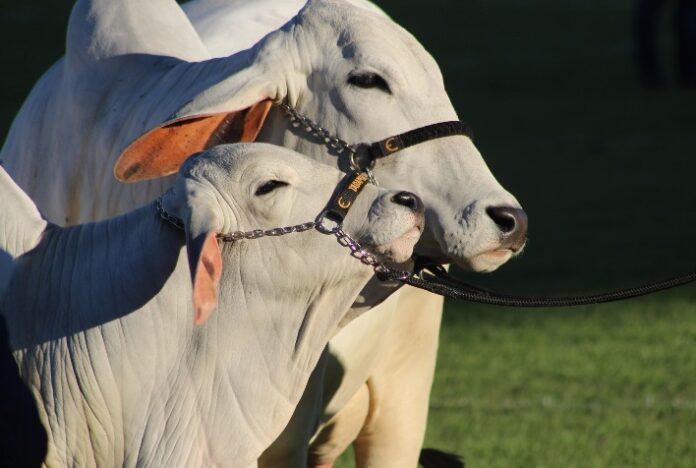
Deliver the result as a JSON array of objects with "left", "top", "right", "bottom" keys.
[{"left": 184, "top": 144, "right": 341, "bottom": 188}]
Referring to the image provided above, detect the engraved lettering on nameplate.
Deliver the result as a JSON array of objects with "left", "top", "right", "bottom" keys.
[{"left": 347, "top": 172, "right": 369, "bottom": 192}]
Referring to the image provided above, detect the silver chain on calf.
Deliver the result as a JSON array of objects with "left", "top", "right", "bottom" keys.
[
  {"left": 154, "top": 165, "right": 402, "bottom": 277},
  {"left": 216, "top": 222, "right": 317, "bottom": 242},
  {"left": 333, "top": 227, "right": 389, "bottom": 272},
  {"left": 156, "top": 198, "right": 392, "bottom": 274},
  {"left": 156, "top": 198, "right": 317, "bottom": 242}
]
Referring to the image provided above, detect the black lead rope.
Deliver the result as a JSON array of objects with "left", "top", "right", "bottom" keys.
[{"left": 376, "top": 264, "right": 696, "bottom": 307}]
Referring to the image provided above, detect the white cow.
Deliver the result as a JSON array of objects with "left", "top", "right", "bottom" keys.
[
  {"left": 0, "top": 143, "right": 424, "bottom": 467},
  {"left": 0, "top": 0, "right": 528, "bottom": 466}
]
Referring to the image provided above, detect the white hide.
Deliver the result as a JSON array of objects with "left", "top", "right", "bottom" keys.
[
  {"left": 0, "top": 144, "right": 423, "bottom": 467},
  {"left": 182, "top": 0, "right": 306, "bottom": 57},
  {"left": 0, "top": 1, "right": 526, "bottom": 466},
  {"left": 180, "top": 2, "right": 524, "bottom": 465},
  {"left": 182, "top": 0, "right": 384, "bottom": 58}
]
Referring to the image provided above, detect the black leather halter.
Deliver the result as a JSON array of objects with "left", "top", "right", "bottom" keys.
[
  {"left": 350, "top": 121, "right": 474, "bottom": 171},
  {"left": 316, "top": 171, "right": 371, "bottom": 231}
]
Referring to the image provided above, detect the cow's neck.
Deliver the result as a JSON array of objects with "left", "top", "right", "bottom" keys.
[
  {"left": 4, "top": 205, "right": 190, "bottom": 466},
  {"left": 162, "top": 240, "right": 371, "bottom": 464},
  {"left": 2, "top": 203, "right": 184, "bottom": 346}
]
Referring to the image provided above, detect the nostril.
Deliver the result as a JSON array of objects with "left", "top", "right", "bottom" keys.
[
  {"left": 486, "top": 206, "right": 525, "bottom": 235},
  {"left": 391, "top": 191, "right": 422, "bottom": 212}
]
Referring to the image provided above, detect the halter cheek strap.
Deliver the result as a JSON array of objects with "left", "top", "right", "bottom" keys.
[
  {"left": 316, "top": 171, "right": 371, "bottom": 233},
  {"left": 351, "top": 121, "right": 474, "bottom": 171}
]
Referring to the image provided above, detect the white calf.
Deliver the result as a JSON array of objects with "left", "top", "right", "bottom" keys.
[{"left": 0, "top": 144, "right": 423, "bottom": 467}]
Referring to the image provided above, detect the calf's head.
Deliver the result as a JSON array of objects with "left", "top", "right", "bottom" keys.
[
  {"left": 115, "top": 0, "right": 526, "bottom": 273},
  {"left": 161, "top": 143, "right": 423, "bottom": 324}
]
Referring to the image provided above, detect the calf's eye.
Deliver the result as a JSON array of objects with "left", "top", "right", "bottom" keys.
[
  {"left": 255, "top": 180, "right": 289, "bottom": 196},
  {"left": 348, "top": 72, "right": 391, "bottom": 93}
]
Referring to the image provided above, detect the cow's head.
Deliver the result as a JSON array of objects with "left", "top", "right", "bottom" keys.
[
  {"left": 115, "top": 0, "right": 526, "bottom": 273},
  {"left": 163, "top": 143, "right": 423, "bottom": 324}
]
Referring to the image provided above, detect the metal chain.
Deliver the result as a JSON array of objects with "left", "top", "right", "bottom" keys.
[
  {"left": 156, "top": 198, "right": 185, "bottom": 230},
  {"left": 277, "top": 102, "right": 379, "bottom": 185},
  {"left": 333, "top": 227, "right": 383, "bottom": 269},
  {"left": 156, "top": 198, "right": 316, "bottom": 242},
  {"left": 278, "top": 102, "right": 356, "bottom": 155},
  {"left": 156, "top": 198, "right": 375, "bottom": 262},
  {"left": 216, "top": 222, "right": 317, "bottom": 242},
  {"left": 332, "top": 227, "right": 413, "bottom": 280},
  {"left": 155, "top": 197, "right": 413, "bottom": 279}
]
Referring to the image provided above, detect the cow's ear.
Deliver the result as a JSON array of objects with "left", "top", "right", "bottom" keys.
[{"left": 114, "top": 100, "right": 272, "bottom": 183}]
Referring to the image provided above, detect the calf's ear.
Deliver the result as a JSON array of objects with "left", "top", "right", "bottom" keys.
[
  {"left": 186, "top": 231, "right": 223, "bottom": 326},
  {"left": 183, "top": 193, "right": 227, "bottom": 326},
  {"left": 114, "top": 99, "right": 272, "bottom": 183}
]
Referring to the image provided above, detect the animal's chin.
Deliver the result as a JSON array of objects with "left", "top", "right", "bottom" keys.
[
  {"left": 416, "top": 234, "right": 523, "bottom": 273},
  {"left": 372, "top": 225, "right": 423, "bottom": 264},
  {"left": 455, "top": 247, "right": 523, "bottom": 273}
]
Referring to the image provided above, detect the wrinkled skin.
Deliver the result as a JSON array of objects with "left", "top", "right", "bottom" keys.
[
  {"left": 0, "top": 0, "right": 526, "bottom": 466},
  {"left": 0, "top": 144, "right": 423, "bottom": 466},
  {"left": 181, "top": 2, "right": 528, "bottom": 466}
]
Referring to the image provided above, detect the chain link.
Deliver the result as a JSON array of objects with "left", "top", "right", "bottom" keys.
[
  {"left": 278, "top": 102, "right": 379, "bottom": 185},
  {"left": 216, "top": 222, "right": 317, "bottom": 243},
  {"left": 156, "top": 198, "right": 185, "bottom": 230},
  {"left": 157, "top": 198, "right": 317, "bottom": 243},
  {"left": 278, "top": 102, "right": 356, "bottom": 155},
  {"left": 331, "top": 228, "right": 412, "bottom": 278},
  {"left": 333, "top": 227, "right": 384, "bottom": 270}
]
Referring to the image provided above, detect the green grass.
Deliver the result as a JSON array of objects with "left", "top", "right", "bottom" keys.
[
  {"left": 2, "top": 0, "right": 696, "bottom": 467},
  {"left": 425, "top": 295, "right": 696, "bottom": 467},
  {"left": 336, "top": 297, "right": 696, "bottom": 467}
]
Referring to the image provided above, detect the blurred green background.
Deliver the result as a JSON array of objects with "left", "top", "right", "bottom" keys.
[{"left": 2, "top": 1, "right": 695, "bottom": 466}]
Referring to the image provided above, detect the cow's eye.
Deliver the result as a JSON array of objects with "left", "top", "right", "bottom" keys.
[
  {"left": 255, "top": 180, "right": 289, "bottom": 196},
  {"left": 348, "top": 72, "right": 391, "bottom": 93}
]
